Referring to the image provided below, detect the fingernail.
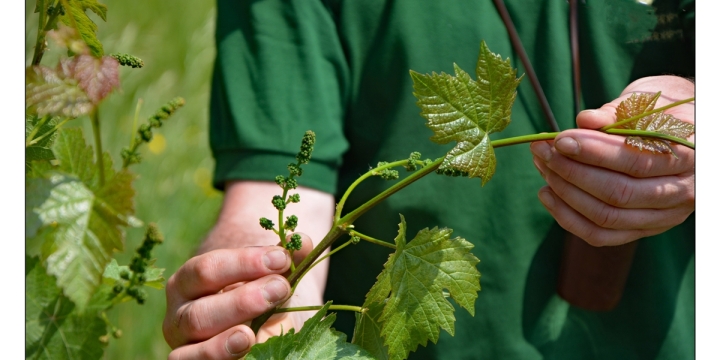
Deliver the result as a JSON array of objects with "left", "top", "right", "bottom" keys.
[
  {"left": 530, "top": 142, "right": 552, "bottom": 162},
  {"left": 532, "top": 157, "right": 545, "bottom": 178},
  {"left": 225, "top": 330, "right": 249, "bottom": 356},
  {"left": 263, "top": 249, "right": 289, "bottom": 271},
  {"left": 539, "top": 190, "right": 555, "bottom": 209},
  {"left": 555, "top": 137, "right": 579, "bottom": 156},
  {"left": 262, "top": 279, "right": 289, "bottom": 304}
]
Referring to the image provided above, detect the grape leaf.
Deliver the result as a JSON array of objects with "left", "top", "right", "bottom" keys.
[
  {"left": 363, "top": 215, "right": 480, "bottom": 360},
  {"left": 26, "top": 255, "right": 106, "bottom": 360},
  {"left": 245, "top": 302, "right": 375, "bottom": 360},
  {"left": 410, "top": 41, "right": 522, "bottom": 185},
  {"left": 26, "top": 115, "right": 60, "bottom": 173},
  {"left": 61, "top": 55, "right": 120, "bottom": 103},
  {"left": 615, "top": 92, "right": 695, "bottom": 154},
  {"left": 59, "top": 0, "right": 108, "bottom": 57},
  {"left": 29, "top": 128, "right": 135, "bottom": 309},
  {"left": 352, "top": 302, "right": 389, "bottom": 360},
  {"left": 26, "top": 66, "right": 94, "bottom": 118}
]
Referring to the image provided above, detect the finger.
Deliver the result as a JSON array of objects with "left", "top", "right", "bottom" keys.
[
  {"left": 168, "top": 246, "right": 291, "bottom": 301},
  {"left": 168, "top": 274, "right": 290, "bottom": 346},
  {"left": 168, "top": 325, "right": 255, "bottom": 360},
  {"left": 530, "top": 142, "right": 695, "bottom": 209},
  {"left": 530, "top": 130, "right": 694, "bottom": 178},
  {"left": 533, "top": 157, "right": 691, "bottom": 230},
  {"left": 287, "top": 232, "right": 314, "bottom": 264},
  {"left": 536, "top": 186, "right": 663, "bottom": 246}
]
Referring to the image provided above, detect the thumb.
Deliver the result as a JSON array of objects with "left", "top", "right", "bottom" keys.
[{"left": 576, "top": 105, "right": 618, "bottom": 130}]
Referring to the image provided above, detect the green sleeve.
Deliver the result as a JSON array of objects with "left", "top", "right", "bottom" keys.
[{"left": 210, "top": 0, "right": 350, "bottom": 194}]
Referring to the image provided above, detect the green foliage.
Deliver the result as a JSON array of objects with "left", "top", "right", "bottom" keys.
[
  {"left": 28, "top": 128, "right": 136, "bottom": 310},
  {"left": 361, "top": 215, "right": 480, "bottom": 359},
  {"left": 352, "top": 303, "right": 389, "bottom": 360},
  {"left": 58, "top": 0, "right": 108, "bottom": 56},
  {"left": 26, "top": 115, "right": 60, "bottom": 173},
  {"left": 410, "top": 41, "right": 522, "bottom": 185},
  {"left": 245, "top": 303, "right": 375, "bottom": 360},
  {"left": 26, "top": 256, "right": 106, "bottom": 360},
  {"left": 615, "top": 92, "right": 695, "bottom": 154}
]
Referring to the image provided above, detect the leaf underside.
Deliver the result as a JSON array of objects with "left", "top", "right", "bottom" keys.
[
  {"left": 29, "top": 128, "right": 135, "bottom": 310},
  {"left": 245, "top": 302, "right": 374, "bottom": 360},
  {"left": 25, "top": 255, "right": 106, "bottom": 360},
  {"left": 616, "top": 92, "right": 695, "bottom": 154},
  {"left": 410, "top": 40, "right": 522, "bottom": 186},
  {"left": 356, "top": 215, "right": 481, "bottom": 360}
]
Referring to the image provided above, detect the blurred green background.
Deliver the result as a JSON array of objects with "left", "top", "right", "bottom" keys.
[{"left": 26, "top": 0, "right": 222, "bottom": 358}]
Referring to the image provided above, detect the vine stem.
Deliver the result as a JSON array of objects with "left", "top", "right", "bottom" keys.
[
  {"left": 91, "top": 109, "right": 105, "bottom": 186},
  {"left": 274, "top": 304, "right": 364, "bottom": 314},
  {"left": 250, "top": 106, "right": 695, "bottom": 333},
  {"left": 349, "top": 230, "right": 396, "bottom": 249},
  {"left": 334, "top": 159, "right": 409, "bottom": 222},
  {"left": 290, "top": 239, "right": 357, "bottom": 293}
]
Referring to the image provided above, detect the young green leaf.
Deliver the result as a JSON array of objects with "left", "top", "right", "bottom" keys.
[
  {"left": 410, "top": 41, "right": 522, "bottom": 185},
  {"left": 26, "top": 255, "right": 106, "bottom": 360},
  {"left": 245, "top": 302, "right": 375, "bottom": 360},
  {"left": 615, "top": 92, "right": 695, "bottom": 154},
  {"left": 59, "top": 0, "right": 108, "bottom": 57},
  {"left": 352, "top": 302, "right": 389, "bottom": 360},
  {"left": 26, "top": 115, "right": 60, "bottom": 173},
  {"left": 365, "top": 215, "right": 481, "bottom": 360}
]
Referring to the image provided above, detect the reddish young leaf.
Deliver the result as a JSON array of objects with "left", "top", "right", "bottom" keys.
[{"left": 62, "top": 55, "right": 120, "bottom": 103}]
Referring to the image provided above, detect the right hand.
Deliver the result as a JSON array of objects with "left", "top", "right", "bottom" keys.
[{"left": 163, "top": 237, "right": 314, "bottom": 359}]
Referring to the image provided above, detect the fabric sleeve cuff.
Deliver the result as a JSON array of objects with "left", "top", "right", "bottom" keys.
[{"left": 213, "top": 150, "right": 339, "bottom": 195}]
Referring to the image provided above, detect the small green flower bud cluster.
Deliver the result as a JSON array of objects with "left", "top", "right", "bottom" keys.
[
  {"left": 285, "top": 234, "right": 303, "bottom": 251},
  {"left": 404, "top": 152, "right": 423, "bottom": 171},
  {"left": 272, "top": 195, "right": 286, "bottom": 210},
  {"left": 259, "top": 131, "right": 316, "bottom": 256},
  {"left": 436, "top": 167, "right": 469, "bottom": 177},
  {"left": 284, "top": 215, "right": 298, "bottom": 231},
  {"left": 113, "top": 223, "right": 164, "bottom": 305},
  {"left": 296, "top": 131, "right": 316, "bottom": 165},
  {"left": 110, "top": 53, "right": 144, "bottom": 68},
  {"left": 373, "top": 161, "right": 400, "bottom": 180},
  {"left": 47, "top": 4, "right": 65, "bottom": 16},
  {"left": 122, "top": 97, "right": 186, "bottom": 168},
  {"left": 260, "top": 217, "right": 275, "bottom": 230},
  {"left": 351, "top": 236, "right": 361, "bottom": 244}
]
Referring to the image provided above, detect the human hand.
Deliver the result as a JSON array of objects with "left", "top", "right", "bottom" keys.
[
  {"left": 163, "top": 235, "right": 315, "bottom": 359},
  {"left": 530, "top": 75, "right": 695, "bottom": 246}
]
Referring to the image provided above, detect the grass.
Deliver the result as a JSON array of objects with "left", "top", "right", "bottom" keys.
[{"left": 26, "top": 0, "right": 222, "bottom": 358}]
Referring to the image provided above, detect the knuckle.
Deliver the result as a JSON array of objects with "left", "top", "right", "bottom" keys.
[
  {"left": 625, "top": 155, "right": 654, "bottom": 178},
  {"left": 607, "top": 179, "right": 634, "bottom": 208},
  {"left": 191, "top": 255, "right": 219, "bottom": 285},
  {"left": 593, "top": 205, "right": 621, "bottom": 229},
  {"left": 179, "top": 302, "right": 209, "bottom": 338}
]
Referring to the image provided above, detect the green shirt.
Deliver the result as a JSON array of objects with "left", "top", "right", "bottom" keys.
[{"left": 210, "top": 0, "right": 695, "bottom": 358}]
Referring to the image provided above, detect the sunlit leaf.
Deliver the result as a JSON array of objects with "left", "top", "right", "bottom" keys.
[
  {"left": 25, "top": 255, "right": 106, "bottom": 360},
  {"left": 48, "top": 24, "right": 90, "bottom": 55},
  {"left": 365, "top": 215, "right": 480, "bottom": 360},
  {"left": 59, "top": 0, "right": 108, "bottom": 57},
  {"left": 28, "top": 128, "right": 135, "bottom": 309},
  {"left": 245, "top": 302, "right": 375, "bottom": 360},
  {"left": 26, "top": 66, "right": 94, "bottom": 118},
  {"left": 616, "top": 92, "right": 695, "bottom": 154},
  {"left": 410, "top": 41, "right": 522, "bottom": 185}
]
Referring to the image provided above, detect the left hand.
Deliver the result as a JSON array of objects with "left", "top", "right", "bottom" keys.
[{"left": 529, "top": 75, "right": 695, "bottom": 246}]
